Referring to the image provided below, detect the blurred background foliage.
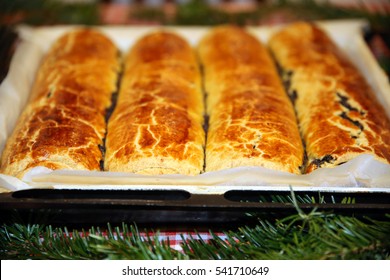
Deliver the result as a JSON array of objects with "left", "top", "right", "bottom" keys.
[
  {"left": 1, "top": 0, "right": 389, "bottom": 76},
  {"left": 0, "top": 0, "right": 388, "bottom": 28}
]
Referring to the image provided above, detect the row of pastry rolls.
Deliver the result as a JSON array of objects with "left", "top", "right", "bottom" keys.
[
  {"left": 2, "top": 24, "right": 390, "bottom": 179},
  {"left": 105, "top": 27, "right": 305, "bottom": 175},
  {"left": 1, "top": 26, "right": 302, "bottom": 178},
  {"left": 269, "top": 22, "right": 390, "bottom": 172},
  {"left": 0, "top": 29, "right": 120, "bottom": 178}
]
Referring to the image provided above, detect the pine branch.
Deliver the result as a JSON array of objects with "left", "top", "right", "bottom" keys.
[
  {"left": 1, "top": 192, "right": 389, "bottom": 260},
  {"left": 182, "top": 192, "right": 389, "bottom": 260},
  {"left": 0, "top": 222, "right": 186, "bottom": 260},
  {"left": 1, "top": 210, "right": 389, "bottom": 260},
  {"left": 182, "top": 213, "right": 390, "bottom": 260}
]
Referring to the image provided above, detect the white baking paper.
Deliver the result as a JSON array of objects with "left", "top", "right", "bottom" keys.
[{"left": 1, "top": 20, "right": 390, "bottom": 194}]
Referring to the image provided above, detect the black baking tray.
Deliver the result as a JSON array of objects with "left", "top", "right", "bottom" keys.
[
  {"left": 0, "top": 24, "right": 389, "bottom": 227},
  {"left": 1, "top": 188, "right": 389, "bottom": 227}
]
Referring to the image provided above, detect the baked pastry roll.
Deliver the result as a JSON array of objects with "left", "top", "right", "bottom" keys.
[
  {"left": 105, "top": 31, "right": 205, "bottom": 175},
  {"left": 198, "top": 25, "right": 304, "bottom": 174},
  {"left": 269, "top": 22, "right": 390, "bottom": 172},
  {"left": 0, "top": 29, "right": 120, "bottom": 178}
]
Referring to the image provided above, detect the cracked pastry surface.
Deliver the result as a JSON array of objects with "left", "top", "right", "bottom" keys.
[
  {"left": 269, "top": 22, "right": 390, "bottom": 172},
  {"left": 0, "top": 29, "right": 120, "bottom": 178},
  {"left": 198, "top": 25, "right": 304, "bottom": 174},
  {"left": 104, "top": 31, "right": 205, "bottom": 175}
]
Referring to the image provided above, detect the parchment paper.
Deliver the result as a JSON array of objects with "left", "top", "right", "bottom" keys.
[{"left": 1, "top": 20, "right": 390, "bottom": 193}]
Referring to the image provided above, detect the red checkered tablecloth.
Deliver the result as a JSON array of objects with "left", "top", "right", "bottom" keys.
[
  {"left": 75, "top": 229, "right": 229, "bottom": 252},
  {"left": 149, "top": 231, "right": 229, "bottom": 251}
]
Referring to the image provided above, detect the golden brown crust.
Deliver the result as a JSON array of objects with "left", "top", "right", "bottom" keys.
[
  {"left": 104, "top": 31, "right": 205, "bottom": 175},
  {"left": 269, "top": 22, "right": 390, "bottom": 172},
  {"left": 198, "top": 25, "right": 304, "bottom": 174},
  {"left": 0, "top": 29, "right": 120, "bottom": 178}
]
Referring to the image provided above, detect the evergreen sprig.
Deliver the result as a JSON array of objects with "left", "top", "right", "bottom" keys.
[
  {"left": 0, "top": 222, "right": 187, "bottom": 260},
  {"left": 182, "top": 213, "right": 390, "bottom": 260},
  {"left": 1, "top": 210, "right": 389, "bottom": 260}
]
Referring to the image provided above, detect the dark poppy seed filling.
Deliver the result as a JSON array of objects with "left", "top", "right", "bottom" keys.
[
  {"left": 282, "top": 69, "right": 293, "bottom": 89},
  {"left": 273, "top": 61, "right": 307, "bottom": 171},
  {"left": 336, "top": 92, "right": 365, "bottom": 141},
  {"left": 202, "top": 113, "right": 209, "bottom": 133},
  {"left": 311, "top": 154, "right": 334, "bottom": 168},
  {"left": 288, "top": 89, "right": 298, "bottom": 105},
  {"left": 99, "top": 92, "right": 118, "bottom": 171},
  {"left": 98, "top": 144, "right": 105, "bottom": 155},
  {"left": 280, "top": 69, "right": 298, "bottom": 104},
  {"left": 101, "top": 65, "right": 121, "bottom": 171},
  {"left": 337, "top": 92, "right": 365, "bottom": 116},
  {"left": 337, "top": 92, "right": 358, "bottom": 112},
  {"left": 339, "top": 111, "right": 364, "bottom": 131},
  {"left": 280, "top": 68, "right": 306, "bottom": 168},
  {"left": 299, "top": 149, "right": 308, "bottom": 173},
  {"left": 97, "top": 144, "right": 105, "bottom": 171}
]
